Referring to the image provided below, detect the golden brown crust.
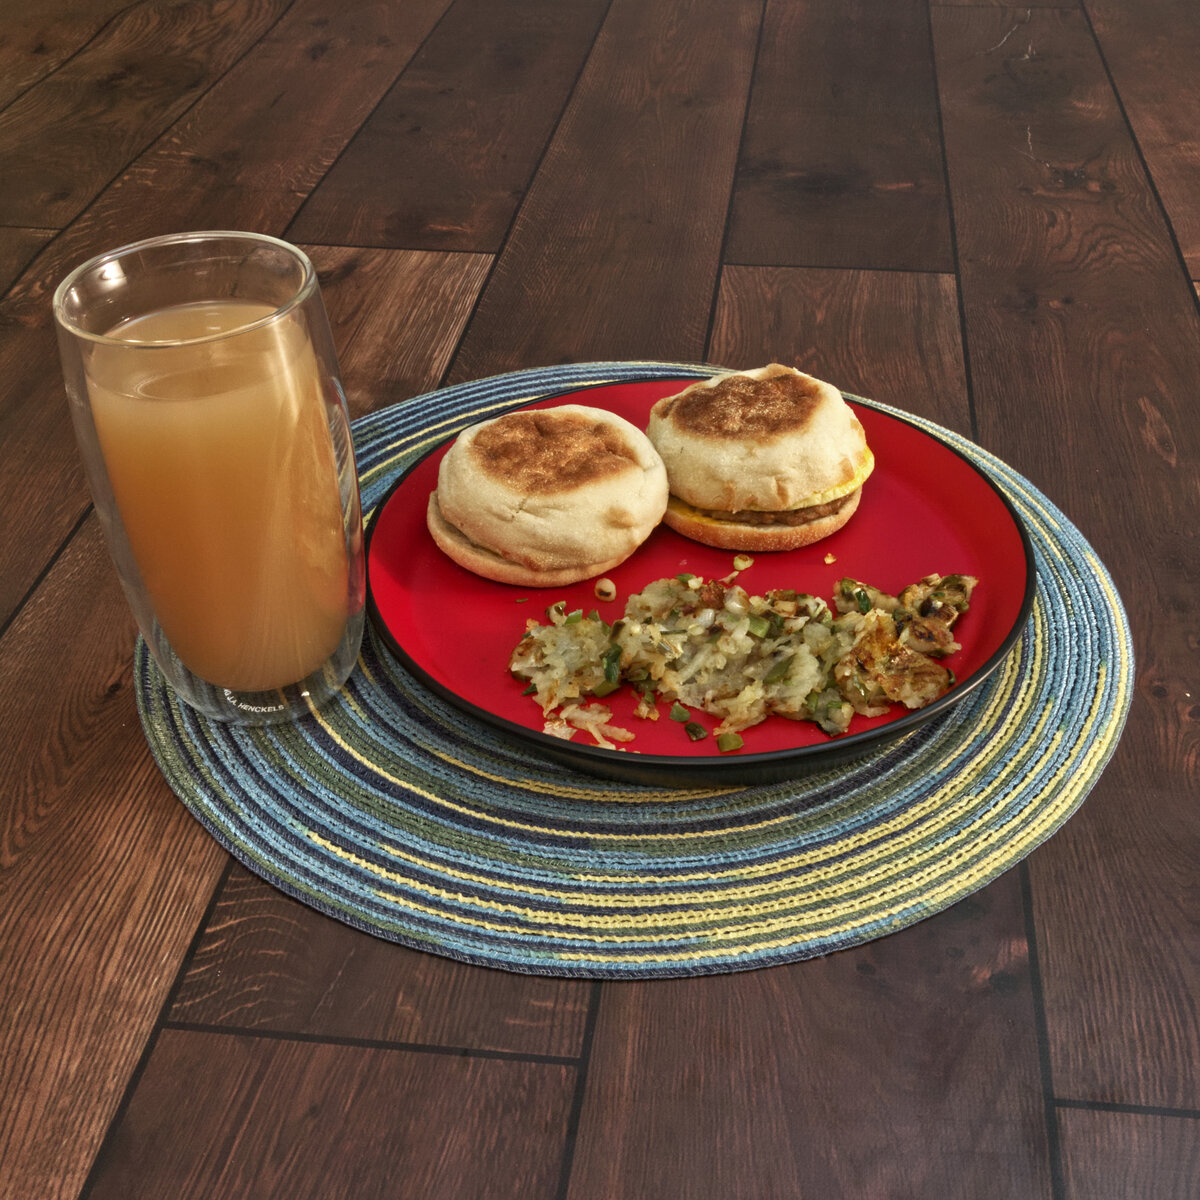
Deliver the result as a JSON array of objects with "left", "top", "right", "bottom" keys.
[
  {"left": 654, "top": 364, "right": 824, "bottom": 442},
  {"left": 646, "top": 365, "right": 873, "bottom": 513},
  {"left": 431, "top": 404, "right": 668, "bottom": 584},
  {"left": 467, "top": 409, "right": 642, "bottom": 496},
  {"left": 662, "top": 488, "right": 862, "bottom": 551}
]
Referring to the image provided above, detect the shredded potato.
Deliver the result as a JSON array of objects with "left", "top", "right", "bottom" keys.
[{"left": 509, "top": 573, "right": 976, "bottom": 750}]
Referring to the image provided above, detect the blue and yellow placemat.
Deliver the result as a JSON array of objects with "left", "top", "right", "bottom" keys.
[{"left": 135, "top": 362, "right": 1134, "bottom": 979}]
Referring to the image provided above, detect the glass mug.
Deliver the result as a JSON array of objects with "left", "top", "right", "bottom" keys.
[{"left": 54, "top": 231, "right": 365, "bottom": 724}]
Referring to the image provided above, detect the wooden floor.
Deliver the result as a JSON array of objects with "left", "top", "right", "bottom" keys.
[{"left": 2, "top": 1, "right": 1198, "bottom": 1197}]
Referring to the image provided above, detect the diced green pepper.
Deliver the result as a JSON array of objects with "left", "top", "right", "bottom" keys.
[
  {"left": 590, "top": 679, "right": 620, "bottom": 698},
  {"left": 747, "top": 614, "right": 770, "bottom": 638},
  {"left": 669, "top": 702, "right": 691, "bottom": 722},
  {"left": 716, "top": 732, "right": 744, "bottom": 753},
  {"left": 684, "top": 721, "right": 708, "bottom": 741},
  {"left": 602, "top": 644, "right": 622, "bottom": 683},
  {"left": 764, "top": 655, "right": 792, "bottom": 684}
]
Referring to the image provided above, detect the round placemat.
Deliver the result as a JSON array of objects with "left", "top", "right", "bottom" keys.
[{"left": 135, "top": 361, "right": 1134, "bottom": 979}]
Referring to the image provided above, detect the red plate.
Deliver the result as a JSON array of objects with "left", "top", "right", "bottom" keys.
[{"left": 366, "top": 379, "right": 1034, "bottom": 784}]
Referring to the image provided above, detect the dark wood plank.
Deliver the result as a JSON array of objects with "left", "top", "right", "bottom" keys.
[
  {"left": 168, "top": 865, "right": 592, "bottom": 1058},
  {"left": 1087, "top": 0, "right": 1200, "bottom": 277},
  {"left": 290, "top": 0, "right": 609, "bottom": 252},
  {"left": 932, "top": 5, "right": 1200, "bottom": 1109},
  {"left": 86, "top": 1028, "right": 576, "bottom": 1200},
  {"left": 446, "top": 0, "right": 761, "bottom": 380},
  {"left": 0, "top": 0, "right": 134, "bottom": 109},
  {"left": 1058, "top": 1108, "right": 1200, "bottom": 1200},
  {"left": 0, "top": 253, "right": 475, "bottom": 634},
  {"left": 0, "top": 225, "right": 54, "bottom": 294},
  {"left": 0, "top": 0, "right": 454, "bottom": 315},
  {"left": 0, "top": 0, "right": 293, "bottom": 227},
  {"left": 710, "top": 264, "right": 969, "bottom": 433},
  {"left": 308, "top": 246, "right": 491, "bottom": 415},
  {"left": 33, "top": 0, "right": 455, "bottom": 256},
  {"left": 0, "top": 518, "right": 227, "bottom": 1200},
  {"left": 0, "top": 0, "right": 454, "bottom": 627},
  {"left": 568, "top": 881, "right": 1052, "bottom": 1200},
  {"left": 726, "top": 0, "right": 952, "bottom": 272},
  {"left": 0, "top": 321, "right": 89, "bottom": 627},
  {"left": 934, "top": 0, "right": 1075, "bottom": 8}
]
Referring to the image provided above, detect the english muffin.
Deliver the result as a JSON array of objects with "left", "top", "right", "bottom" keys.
[
  {"left": 645, "top": 364, "right": 874, "bottom": 551},
  {"left": 427, "top": 404, "right": 669, "bottom": 586}
]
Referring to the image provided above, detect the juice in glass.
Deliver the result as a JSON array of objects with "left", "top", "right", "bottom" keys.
[{"left": 86, "top": 300, "right": 352, "bottom": 692}]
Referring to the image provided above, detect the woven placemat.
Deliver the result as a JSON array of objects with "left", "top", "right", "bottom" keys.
[{"left": 135, "top": 362, "right": 1134, "bottom": 979}]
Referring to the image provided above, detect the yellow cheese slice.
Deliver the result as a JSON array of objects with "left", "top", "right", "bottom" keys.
[{"left": 669, "top": 448, "right": 875, "bottom": 523}]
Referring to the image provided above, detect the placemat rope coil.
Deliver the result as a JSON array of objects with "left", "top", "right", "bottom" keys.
[{"left": 135, "top": 362, "right": 1133, "bottom": 978}]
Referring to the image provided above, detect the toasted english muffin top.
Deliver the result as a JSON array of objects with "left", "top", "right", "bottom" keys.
[
  {"left": 468, "top": 409, "right": 642, "bottom": 495},
  {"left": 652, "top": 366, "right": 829, "bottom": 441}
]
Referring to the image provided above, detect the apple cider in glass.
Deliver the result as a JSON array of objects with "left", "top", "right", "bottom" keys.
[{"left": 55, "top": 233, "right": 365, "bottom": 724}]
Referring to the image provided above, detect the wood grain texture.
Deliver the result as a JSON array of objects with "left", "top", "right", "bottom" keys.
[
  {"left": 446, "top": 0, "right": 760, "bottom": 381},
  {"left": 1058, "top": 1108, "right": 1200, "bottom": 1200},
  {"left": 167, "top": 865, "right": 592, "bottom": 1058},
  {"left": 0, "top": 0, "right": 293, "bottom": 227},
  {"left": 0, "top": 519, "right": 227, "bottom": 1200},
  {"left": 0, "top": 322, "right": 90, "bottom": 627},
  {"left": 2, "top": 1, "right": 1199, "bottom": 1195},
  {"left": 933, "top": 0, "right": 1075, "bottom": 8},
  {"left": 307, "top": 246, "right": 491, "bottom": 414},
  {"left": 290, "top": 0, "right": 609, "bottom": 252},
  {"left": 1087, "top": 0, "right": 1200, "bottom": 277},
  {"left": 709, "top": 264, "right": 969, "bottom": 433},
  {"left": 0, "top": 0, "right": 453, "bottom": 631},
  {"left": 726, "top": 0, "right": 952, "bottom": 272},
  {"left": 1, "top": 0, "right": 454, "bottom": 313},
  {"left": 567, "top": 882, "right": 1051, "bottom": 1200},
  {"left": 0, "top": 0, "right": 137, "bottom": 109},
  {"left": 0, "top": 225, "right": 54, "bottom": 296},
  {"left": 49, "top": 0, "right": 455, "bottom": 247},
  {"left": 933, "top": 5, "right": 1200, "bottom": 1110},
  {"left": 85, "top": 1028, "right": 576, "bottom": 1200}
]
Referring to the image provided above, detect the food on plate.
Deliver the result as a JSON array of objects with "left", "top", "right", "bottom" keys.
[
  {"left": 427, "top": 405, "right": 669, "bottom": 586},
  {"left": 645, "top": 364, "right": 874, "bottom": 551},
  {"left": 509, "top": 570, "right": 977, "bottom": 749}
]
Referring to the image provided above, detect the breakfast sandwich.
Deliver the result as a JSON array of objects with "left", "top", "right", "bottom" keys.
[
  {"left": 427, "top": 404, "right": 669, "bottom": 586},
  {"left": 645, "top": 364, "right": 874, "bottom": 550}
]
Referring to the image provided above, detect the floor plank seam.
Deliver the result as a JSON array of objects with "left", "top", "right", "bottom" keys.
[
  {"left": 1079, "top": 0, "right": 1200, "bottom": 326},
  {"left": 1055, "top": 1098, "right": 1200, "bottom": 1121},
  {"left": 924, "top": 0, "right": 979, "bottom": 445},
  {"left": 0, "top": 502, "right": 92, "bottom": 642},
  {"left": 283, "top": 0, "right": 462, "bottom": 245},
  {"left": 74, "top": 857, "right": 236, "bottom": 1200},
  {"left": 1019, "top": 860, "right": 1067, "bottom": 1200},
  {"left": 157, "top": 1019, "right": 586, "bottom": 1067},
  {"left": 553, "top": 980, "right": 603, "bottom": 1200},
  {"left": 439, "top": 0, "right": 617, "bottom": 390},
  {"left": 1, "top": 0, "right": 305, "bottom": 284},
  {"left": 718, "top": 260, "right": 955, "bottom": 278},
  {"left": 705, "top": 0, "right": 767, "bottom": 360},
  {"left": 0, "top": 0, "right": 145, "bottom": 118}
]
